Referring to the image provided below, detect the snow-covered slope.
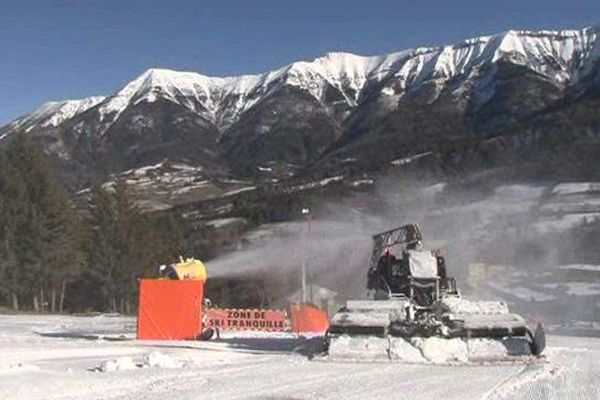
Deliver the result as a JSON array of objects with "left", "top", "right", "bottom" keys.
[
  {"left": 2, "top": 96, "right": 106, "bottom": 135},
  {"left": 93, "top": 51, "right": 411, "bottom": 130},
  {"left": 0, "top": 27, "right": 597, "bottom": 135},
  {"left": 92, "top": 26, "right": 598, "bottom": 130},
  {"left": 0, "top": 25, "right": 599, "bottom": 185},
  {"left": 8, "top": 25, "right": 595, "bottom": 137}
]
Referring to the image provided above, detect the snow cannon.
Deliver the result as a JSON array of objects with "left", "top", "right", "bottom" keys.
[
  {"left": 158, "top": 257, "right": 207, "bottom": 282},
  {"left": 326, "top": 224, "right": 546, "bottom": 363}
]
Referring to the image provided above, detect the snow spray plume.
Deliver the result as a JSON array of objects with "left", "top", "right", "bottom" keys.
[
  {"left": 206, "top": 175, "right": 452, "bottom": 299},
  {"left": 208, "top": 172, "right": 574, "bottom": 311},
  {"left": 206, "top": 219, "right": 378, "bottom": 298},
  {"left": 204, "top": 176, "right": 494, "bottom": 300},
  {"left": 375, "top": 176, "right": 555, "bottom": 268},
  {"left": 373, "top": 174, "right": 572, "bottom": 317}
]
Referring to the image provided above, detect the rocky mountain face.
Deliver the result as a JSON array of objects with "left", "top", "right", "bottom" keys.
[{"left": 1, "top": 25, "right": 600, "bottom": 190}]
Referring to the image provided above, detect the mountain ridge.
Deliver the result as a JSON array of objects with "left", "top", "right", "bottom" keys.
[
  {"left": 1, "top": 24, "right": 599, "bottom": 186},
  {"left": 6, "top": 24, "right": 598, "bottom": 133}
]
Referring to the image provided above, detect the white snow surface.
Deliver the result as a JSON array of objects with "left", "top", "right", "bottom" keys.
[
  {"left": 390, "top": 151, "right": 434, "bottom": 166},
  {"left": 558, "top": 263, "right": 600, "bottom": 273},
  {"left": 488, "top": 283, "right": 557, "bottom": 302},
  {"left": 534, "top": 212, "right": 600, "bottom": 233},
  {"left": 441, "top": 297, "right": 510, "bottom": 314},
  {"left": 542, "top": 282, "right": 600, "bottom": 296},
  {"left": 204, "top": 217, "right": 247, "bottom": 229},
  {"left": 552, "top": 182, "right": 600, "bottom": 196},
  {"left": 1, "top": 314, "right": 599, "bottom": 399}
]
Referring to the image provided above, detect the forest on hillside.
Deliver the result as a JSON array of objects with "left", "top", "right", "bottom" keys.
[
  {"left": 0, "top": 134, "right": 185, "bottom": 313},
  {"left": 3, "top": 133, "right": 600, "bottom": 314}
]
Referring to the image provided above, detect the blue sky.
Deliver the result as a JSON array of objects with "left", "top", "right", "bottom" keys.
[{"left": 0, "top": 0, "right": 597, "bottom": 124}]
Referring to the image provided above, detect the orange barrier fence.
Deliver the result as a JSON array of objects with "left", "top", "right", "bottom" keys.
[
  {"left": 137, "top": 279, "right": 204, "bottom": 340},
  {"left": 205, "top": 309, "right": 287, "bottom": 331},
  {"left": 137, "top": 279, "right": 330, "bottom": 339},
  {"left": 290, "top": 303, "right": 330, "bottom": 334}
]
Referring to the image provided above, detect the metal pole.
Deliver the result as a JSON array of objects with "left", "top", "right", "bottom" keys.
[
  {"left": 301, "top": 260, "right": 307, "bottom": 303},
  {"left": 301, "top": 208, "right": 310, "bottom": 303}
]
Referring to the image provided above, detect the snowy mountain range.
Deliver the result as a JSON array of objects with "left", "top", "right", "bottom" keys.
[
  {"left": 0, "top": 96, "right": 106, "bottom": 139},
  {"left": 1, "top": 25, "right": 600, "bottom": 185}
]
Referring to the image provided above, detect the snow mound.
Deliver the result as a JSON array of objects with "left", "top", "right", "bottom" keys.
[
  {"left": 97, "top": 351, "right": 183, "bottom": 372},
  {"left": 413, "top": 337, "right": 469, "bottom": 363},
  {"left": 143, "top": 351, "right": 183, "bottom": 369},
  {"left": 99, "top": 357, "right": 137, "bottom": 372},
  {"left": 328, "top": 335, "right": 532, "bottom": 364},
  {"left": 328, "top": 335, "right": 467, "bottom": 363},
  {"left": 388, "top": 338, "right": 427, "bottom": 362},
  {"left": 328, "top": 336, "right": 390, "bottom": 361}
]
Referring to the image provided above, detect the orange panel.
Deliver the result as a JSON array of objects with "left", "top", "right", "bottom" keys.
[
  {"left": 137, "top": 279, "right": 204, "bottom": 340},
  {"left": 290, "top": 304, "right": 330, "bottom": 334}
]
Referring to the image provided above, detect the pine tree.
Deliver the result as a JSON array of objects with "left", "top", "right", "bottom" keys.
[
  {"left": 113, "top": 179, "right": 144, "bottom": 313},
  {"left": 40, "top": 187, "right": 87, "bottom": 312},
  {"left": 87, "top": 183, "right": 120, "bottom": 311},
  {"left": 0, "top": 133, "right": 84, "bottom": 311},
  {"left": 0, "top": 133, "right": 187, "bottom": 312},
  {"left": 0, "top": 150, "right": 25, "bottom": 309},
  {"left": 85, "top": 180, "right": 185, "bottom": 313}
]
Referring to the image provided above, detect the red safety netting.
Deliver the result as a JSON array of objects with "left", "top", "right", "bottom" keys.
[
  {"left": 137, "top": 279, "right": 204, "bottom": 340},
  {"left": 290, "top": 303, "right": 330, "bottom": 334}
]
